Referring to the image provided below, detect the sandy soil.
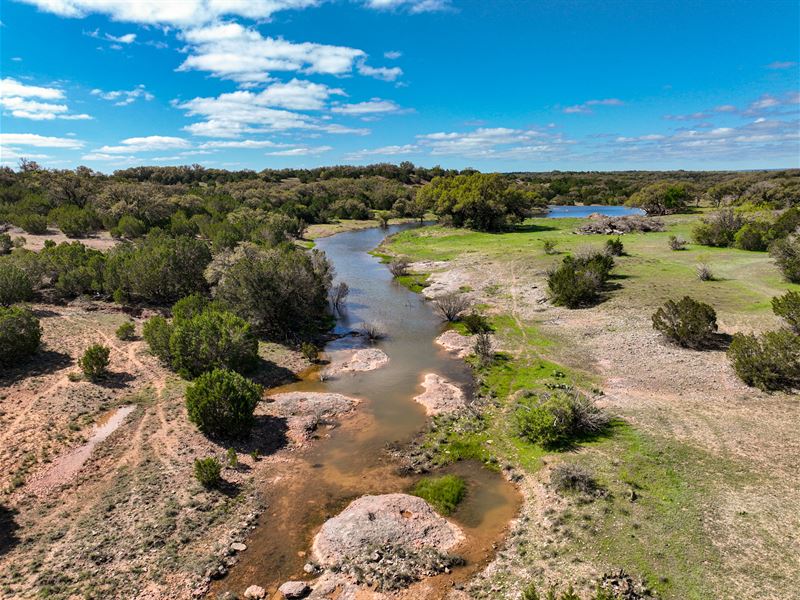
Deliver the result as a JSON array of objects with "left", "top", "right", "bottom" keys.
[
  {"left": 414, "top": 373, "right": 467, "bottom": 416},
  {"left": 4, "top": 225, "right": 119, "bottom": 251}
]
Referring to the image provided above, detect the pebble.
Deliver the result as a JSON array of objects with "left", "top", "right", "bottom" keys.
[{"left": 231, "top": 542, "right": 247, "bottom": 552}]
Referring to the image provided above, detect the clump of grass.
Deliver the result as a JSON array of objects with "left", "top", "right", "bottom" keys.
[
  {"left": 695, "top": 263, "right": 714, "bottom": 281},
  {"left": 668, "top": 235, "right": 687, "bottom": 251},
  {"left": 411, "top": 474, "right": 466, "bottom": 515},
  {"left": 550, "top": 463, "right": 601, "bottom": 495}
]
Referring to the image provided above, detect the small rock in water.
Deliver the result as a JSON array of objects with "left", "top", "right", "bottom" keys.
[
  {"left": 243, "top": 584, "right": 266, "bottom": 599},
  {"left": 231, "top": 542, "right": 247, "bottom": 552},
  {"left": 303, "top": 562, "right": 319, "bottom": 574},
  {"left": 278, "top": 580, "right": 311, "bottom": 598}
]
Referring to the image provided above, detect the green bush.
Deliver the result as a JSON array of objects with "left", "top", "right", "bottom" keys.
[
  {"left": 0, "top": 262, "right": 33, "bottom": 306},
  {"left": 17, "top": 213, "right": 48, "bottom": 234},
  {"left": 185, "top": 368, "right": 262, "bottom": 438},
  {"left": 515, "top": 389, "right": 609, "bottom": 450},
  {"left": 37, "top": 241, "right": 105, "bottom": 298},
  {"left": 104, "top": 232, "right": 211, "bottom": 304},
  {"left": 112, "top": 215, "right": 147, "bottom": 239},
  {"left": 652, "top": 296, "right": 718, "bottom": 348},
  {"left": 727, "top": 329, "right": 800, "bottom": 391},
  {"left": 734, "top": 221, "right": 770, "bottom": 251},
  {"left": 49, "top": 205, "right": 100, "bottom": 238},
  {"left": 668, "top": 235, "right": 687, "bottom": 251},
  {"left": 411, "top": 475, "right": 466, "bottom": 515},
  {"left": 692, "top": 209, "right": 745, "bottom": 247},
  {"left": 547, "top": 252, "right": 614, "bottom": 308},
  {"left": 115, "top": 321, "right": 136, "bottom": 341},
  {"left": 769, "top": 235, "right": 800, "bottom": 283},
  {"left": 771, "top": 290, "right": 800, "bottom": 333},
  {"left": 0, "top": 233, "right": 12, "bottom": 255},
  {"left": 193, "top": 457, "right": 222, "bottom": 488},
  {"left": 460, "top": 311, "right": 492, "bottom": 334},
  {"left": 142, "top": 316, "right": 173, "bottom": 363},
  {"left": 0, "top": 305, "right": 41, "bottom": 365},
  {"left": 169, "top": 309, "right": 258, "bottom": 379},
  {"left": 626, "top": 181, "right": 690, "bottom": 215},
  {"left": 78, "top": 344, "right": 111, "bottom": 380},
  {"left": 171, "top": 293, "right": 218, "bottom": 322},
  {"left": 604, "top": 237, "right": 624, "bottom": 256}
]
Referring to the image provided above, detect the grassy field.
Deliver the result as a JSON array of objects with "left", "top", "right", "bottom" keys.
[{"left": 384, "top": 211, "right": 799, "bottom": 599}]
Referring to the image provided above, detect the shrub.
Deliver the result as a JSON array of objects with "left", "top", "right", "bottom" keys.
[
  {"left": 0, "top": 263, "right": 33, "bottom": 306},
  {"left": 0, "top": 233, "right": 12, "bottom": 255},
  {"left": 388, "top": 257, "right": 410, "bottom": 277},
  {"left": 668, "top": 235, "right": 687, "bottom": 251},
  {"left": 728, "top": 329, "right": 800, "bottom": 391},
  {"left": 734, "top": 221, "right": 770, "bottom": 251},
  {"left": 185, "top": 368, "right": 262, "bottom": 438},
  {"left": 193, "top": 457, "right": 222, "bottom": 488},
  {"left": 104, "top": 232, "right": 211, "bottom": 304},
  {"left": 169, "top": 309, "right": 258, "bottom": 379},
  {"left": 226, "top": 447, "right": 238, "bottom": 467},
  {"left": 411, "top": 475, "right": 466, "bottom": 515},
  {"left": 432, "top": 292, "right": 471, "bottom": 322},
  {"left": 542, "top": 239, "right": 558, "bottom": 255},
  {"left": 473, "top": 331, "right": 494, "bottom": 366},
  {"left": 604, "top": 237, "right": 624, "bottom": 256},
  {"left": 36, "top": 241, "right": 106, "bottom": 299},
  {"left": 769, "top": 234, "right": 800, "bottom": 283},
  {"left": 626, "top": 181, "right": 690, "bottom": 215},
  {"left": 17, "top": 213, "right": 48, "bottom": 234},
  {"left": 79, "top": 344, "right": 111, "bottom": 380},
  {"left": 692, "top": 209, "right": 745, "bottom": 247},
  {"left": 172, "top": 293, "right": 217, "bottom": 322},
  {"left": 514, "top": 389, "right": 608, "bottom": 449},
  {"left": 330, "top": 281, "right": 349, "bottom": 312},
  {"left": 461, "top": 311, "right": 492, "bottom": 334},
  {"left": 112, "top": 215, "right": 147, "bottom": 239},
  {"left": 696, "top": 263, "right": 714, "bottom": 281},
  {"left": 550, "top": 463, "right": 600, "bottom": 495},
  {"left": 49, "top": 205, "right": 100, "bottom": 238},
  {"left": 652, "top": 296, "right": 717, "bottom": 348},
  {"left": 771, "top": 290, "right": 800, "bottom": 333},
  {"left": 547, "top": 251, "right": 614, "bottom": 309},
  {"left": 361, "top": 322, "right": 386, "bottom": 342},
  {"left": 0, "top": 305, "right": 41, "bottom": 365},
  {"left": 142, "top": 316, "right": 173, "bottom": 364},
  {"left": 301, "top": 341, "right": 319, "bottom": 362},
  {"left": 115, "top": 321, "right": 136, "bottom": 341}
]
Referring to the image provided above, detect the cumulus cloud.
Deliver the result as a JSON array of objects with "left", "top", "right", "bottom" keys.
[
  {"left": 91, "top": 84, "right": 154, "bottom": 106},
  {"left": 331, "top": 98, "right": 405, "bottom": 116},
  {"left": 0, "top": 78, "right": 91, "bottom": 120},
  {"left": 356, "top": 61, "right": 403, "bottom": 81},
  {"left": 563, "top": 98, "right": 624, "bottom": 114},
  {"left": 96, "top": 136, "right": 190, "bottom": 154},
  {"left": 16, "top": 0, "right": 321, "bottom": 27}
]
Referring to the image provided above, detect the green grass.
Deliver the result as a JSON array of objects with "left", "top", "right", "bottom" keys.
[
  {"left": 395, "top": 272, "right": 430, "bottom": 292},
  {"left": 411, "top": 474, "right": 467, "bottom": 515}
]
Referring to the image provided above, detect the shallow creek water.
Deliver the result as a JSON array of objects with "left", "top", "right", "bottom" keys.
[{"left": 215, "top": 224, "right": 520, "bottom": 597}]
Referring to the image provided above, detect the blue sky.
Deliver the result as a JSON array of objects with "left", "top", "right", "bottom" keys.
[{"left": 1, "top": 0, "right": 798, "bottom": 172}]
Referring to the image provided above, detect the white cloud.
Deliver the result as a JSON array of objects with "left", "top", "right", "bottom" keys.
[
  {"left": 0, "top": 133, "right": 85, "bottom": 148},
  {"left": 766, "top": 61, "right": 798, "bottom": 70},
  {"left": 356, "top": 61, "right": 403, "bottom": 81},
  {"left": 17, "top": 0, "right": 321, "bottom": 27},
  {"left": 384, "top": 50, "right": 402, "bottom": 60},
  {"left": 0, "top": 77, "right": 91, "bottom": 120},
  {"left": 563, "top": 98, "right": 624, "bottom": 114},
  {"left": 96, "top": 136, "right": 190, "bottom": 154},
  {"left": 345, "top": 143, "right": 417, "bottom": 160},
  {"left": 266, "top": 145, "right": 332, "bottom": 156},
  {"left": 86, "top": 28, "right": 136, "bottom": 45},
  {"left": 331, "top": 98, "right": 404, "bottom": 116},
  {"left": 91, "top": 84, "right": 154, "bottom": 106},
  {"left": 364, "top": 0, "right": 451, "bottom": 13},
  {"left": 414, "top": 127, "right": 572, "bottom": 158},
  {"left": 199, "top": 139, "right": 287, "bottom": 149}
]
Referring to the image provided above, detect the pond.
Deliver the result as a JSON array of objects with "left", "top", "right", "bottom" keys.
[
  {"left": 545, "top": 204, "right": 645, "bottom": 218},
  {"left": 214, "top": 223, "right": 519, "bottom": 597}
]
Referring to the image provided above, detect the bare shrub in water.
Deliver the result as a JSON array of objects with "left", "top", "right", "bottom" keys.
[
  {"left": 330, "top": 281, "right": 349, "bottom": 312},
  {"left": 361, "top": 322, "right": 386, "bottom": 342},
  {"left": 433, "top": 292, "right": 471, "bottom": 322}
]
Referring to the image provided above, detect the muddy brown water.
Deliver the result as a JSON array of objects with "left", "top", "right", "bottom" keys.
[{"left": 214, "top": 224, "right": 520, "bottom": 597}]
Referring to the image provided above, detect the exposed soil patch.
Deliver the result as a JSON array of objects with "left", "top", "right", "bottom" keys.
[
  {"left": 6, "top": 225, "right": 119, "bottom": 251},
  {"left": 435, "top": 330, "right": 474, "bottom": 358},
  {"left": 324, "top": 348, "right": 390, "bottom": 377},
  {"left": 414, "top": 373, "right": 467, "bottom": 416},
  {"left": 265, "top": 391, "right": 361, "bottom": 445}
]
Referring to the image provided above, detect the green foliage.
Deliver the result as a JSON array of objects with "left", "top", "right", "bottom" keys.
[
  {"left": 0, "top": 262, "right": 33, "bottom": 305},
  {"left": 542, "top": 239, "right": 558, "bottom": 255},
  {"left": 115, "top": 321, "right": 136, "bottom": 341},
  {"left": 769, "top": 234, "right": 800, "bottom": 283},
  {"left": 209, "top": 243, "right": 332, "bottom": 339},
  {"left": 652, "top": 296, "right": 718, "bottom": 348},
  {"left": 226, "top": 447, "right": 238, "bottom": 467},
  {"left": 16, "top": 213, "right": 48, "bottom": 234},
  {"left": 411, "top": 475, "right": 466, "bottom": 515},
  {"left": 734, "top": 220, "right": 770, "bottom": 251},
  {"left": 727, "top": 329, "right": 800, "bottom": 391},
  {"left": 605, "top": 236, "right": 624, "bottom": 256},
  {"left": 550, "top": 463, "right": 600, "bottom": 495},
  {"left": 142, "top": 316, "right": 173, "bottom": 364},
  {"left": 253, "top": 213, "right": 306, "bottom": 246},
  {"left": 104, "top": 232, "right": 211, "bottom": 304},
  {"left": 36, "top": 241, "right": 105, "bottom": 298},
  {"left": 547, "top": 251, "right": 614, "bottom": 308},
  {"left": 771, "top": 290, "right": 800, "bottom": 333},
  {"left": 49, "top": 205, "right": 101, "bottom": 238},
  {"left": 627, "top": 181, "right": 691, "bottom": 215},
  {"left": 416, "top": 172, "right": 543, "bottom": 231},
  {"left": 185, "top": 368, "right": 262, "bottom": 438},
  {"left": 692, "top": 209, "right": 745, "bottom": 247},
  {"left": 171, "top": 292, "right": 217, "bottom": 322},
  {"left": 300, "top": 341, "right": 319, "bottom": 362},
  {"left": 78, "top": 344, "right": 111, "bottom": 380},
  {"left": 460, "top": 311, "right": 492, "bottom": 334},
  {"left": 0, "top": 305, "right": 41, "bottom": 365},
  {"left": 169, "top": 308, "right": 258, "bottom": 379},
  {"left": 0, "top": 233, "right": 12, "bottom": 255},
  {"left": 193, "top": 457, "right": 222, "bottom": 488},
  {"left": 112, "top": 214, "right": 147, "bottom": 239},
  {"left": 514, "top": 388, "right": 609, "bottom": 450},
  {"left": 668, "top": 235, "right": 687, "bottom": 250}
]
